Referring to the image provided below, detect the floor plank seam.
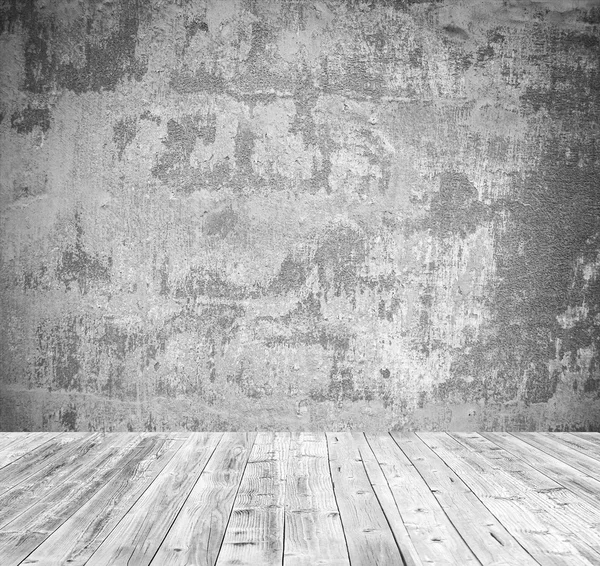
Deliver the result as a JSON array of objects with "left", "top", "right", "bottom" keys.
[
  {"left": 482, "top": 432, "right": 600, "bottom": 508},
  {"left": 79, "top": 435, "right": 183, "bottom": 566},
  {"left": 468, "top": 433, "right": 600, "bottom": 564},
  {"left": 509, "top": 432, "right": 600, "bottom": 478},
  {"left": 360, "top": 434, "right": 410, "bottom": 566},
  {"left": 414, "top": 432, "right": 543, "bottom": 566},
  {"left": 147, "top": 433, "right": 224, "bottom": 566},
  {"left": 397, "top": 433, "right": 484, "bottom": 566},
  {"left": 3, "top": 433, "right": 600, "bottom": 565},
  {"left": 557, "top": 433, "right": 600, "bottom": 463},
  {"left": 325, "top": 434, "right": 352, "bottom": 566},
  {"left": 1, "top": 434, "right": 109, "bottom": 533},
  {"left": 0, "top": 433, "right": 62, "bottom": 473},
  {"left": 11, "top": 434, "right": 153, "bottom": 566},
  {"left": 212, "top": 433, "right": 257, "bottom": 566}
]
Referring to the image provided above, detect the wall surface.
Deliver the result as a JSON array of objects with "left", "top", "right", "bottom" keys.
[{"left": 1, "top": 0, "right": 599, "bottom": 432}]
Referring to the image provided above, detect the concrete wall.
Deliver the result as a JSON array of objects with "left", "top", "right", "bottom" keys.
[{"left": 1, "top": 0, "right": 599, "bottom": 432}]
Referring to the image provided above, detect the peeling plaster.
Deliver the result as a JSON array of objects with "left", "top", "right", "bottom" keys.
[{"left": 1, "top": 0, "right": 599, "bottom": 432}]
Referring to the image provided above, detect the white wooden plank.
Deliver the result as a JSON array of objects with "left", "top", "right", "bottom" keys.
[
  {"left": 0, "top": 433, "right": 88, "bottom": 496},
  {"left": 0, "top": 432, "right": 62, "bottom": 470},
  {"left": 366, "top": 433, "right": 477, "bottom": 566},
  {"left": 419, "top": 432, "right": 599, "bottom": 566},
  {"left": 215, "top": 432, "right": 290, "bottom": 566},
  {"left": 324, "top": 433, "right": 406, "bottom": 566},
  {"left": 482, "top": 432, "right": 600, "bottom": 508},
  {"left": 514, "top": 433, "right": 600, "bottom": 480},
  {"left": 552, "top": 433, "right": 600, "bottom": 461},
  {"left": 392, "top": 432, "right": 538, "bottom": 566},
  {"left": 0, "top": 434, "right": 148, "bottom": 565},
  {"left": 85, "top": 433, "right": 222, "bottom": 566},
  {"left": 20, "top": 434, "right": 183, "bottom": 566},
  {"left": 150, "top": 432, "right": 256, "bottom": 566},
  {"left": 453, "top": 433, "right": 600, "bottom": 561},
  {"left": 283, "top": 432, "right": 350, "bottom": 566}
]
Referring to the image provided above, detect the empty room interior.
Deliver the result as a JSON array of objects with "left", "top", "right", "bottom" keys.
[{"left": 0, "top": 0, "right": 600, "bottom": 564}]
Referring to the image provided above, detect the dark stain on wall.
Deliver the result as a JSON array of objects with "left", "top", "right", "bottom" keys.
[
  {"left": 314, "top": 226, "right": 367, "bottom": 304},
  {"left": 152, "top": 114, "right": 218, "bottom": 191},
  {"left": 36, "top": 316, "right": 82, "bottom": 392},
  {"left": 1, "top": 0, "right": 147, "bottom": 93},
  {"left": 10, "top": 105, "right": 51, "bottom": 134},
  {"left": 113, "top": 117, "right": 138, "bottom": 161},
  {"left": 170, "top": 66, "right": 227, "bottom": 95},
  {"left": 430, "top": 171, "right": 486, "bottom": 238},
  {"left": 56, "top": 213, "right": 112, "bottom": 294}
]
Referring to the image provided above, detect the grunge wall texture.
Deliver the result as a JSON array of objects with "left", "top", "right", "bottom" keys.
[{"left": 0, "top": 0, "right": 599, "bottom": 432}]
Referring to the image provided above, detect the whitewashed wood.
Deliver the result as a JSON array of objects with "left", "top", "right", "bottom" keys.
[
  {"left": 514, "top": 432, "right": 600, "bottom": 480},
  {"left": 0, "top": 433, "right": 94, "bottom": 498},
  {"left": 150, "top": 432, "right": 256, "bottom": 566},
  {"left": 325, "top": 433, "right": 406, "bottom": 566},
  {"left": 482, "top": 432, "right": 600, "bottom": 507},
  {"left": 419, "top": 432, "right": 599, "bottom": 566},
  {"left": 366, "top": 433, "right": 477, "bottom": 566},
  {"left": 0, "top": 432, "right": 62, "bottom": 470},
  {"left": 454, "top": 433, "right": 600, "bottom": 560},
  {"left": 0, "top": 433, "right": 125, "bottom": 529},
  {"left": 355, "top": 433, "right": 424, "bottom": 566},
  {"left": 0, "top": 434, "right": 33, "bottom": 453},
  {"left": 0, "top": 434, "right": 148, "bottom": 565},
  {"left": 1, "top": 432, "right": 600, "bottom": 566},
  {"left": 21, "top": 434, "right": 183, "bottom": 566},
  {"left": 282, "top": 432, "right": 350, "bottom": 566},
  {"left": 85, "top": 433, "right": 222, "bottom": 566},
  {"left": 571, "top": 433, "right": 600, "bottom": 444},
  {"left": 552, "top": 433, "right": 600, "bottom": 461},
  {"left": 215, "top": 432, "right": 290, "bottom": 566},
  {"left": 393, "top": 432, "right": 537, "bottom": 566}
]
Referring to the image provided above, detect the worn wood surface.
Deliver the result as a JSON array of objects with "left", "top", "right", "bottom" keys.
[
  {"left": 151, "top": 432, "right": 256, "bottom": 566},
  {"left": 86, "top": 433, "right": 222, "bottom": 566},
  {"left": 326, "top": 432, "right": 405, "bottom": 566},
  {"left": 215, "top": 432, "right": 290, "bottom": 566},
  {"left": 283, "top": 432, "right": 350, "bottom": 566},
  {"left": 395, "top": 432, "right": 538, "bottom": 566},
  {"left": 419, "top": 433, "right": 600, "bottom": 566},
  {"left": 1, "top": 432, "right": 600, "bottom": 565}
]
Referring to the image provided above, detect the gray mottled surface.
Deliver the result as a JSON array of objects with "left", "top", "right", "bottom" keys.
[{"left": 0, "top": 0, "right": 599, "bottom": 431}]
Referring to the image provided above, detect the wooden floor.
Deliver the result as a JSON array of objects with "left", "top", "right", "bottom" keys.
[{"left": 0, "top": 433, "right": 600, "bottom": 565}]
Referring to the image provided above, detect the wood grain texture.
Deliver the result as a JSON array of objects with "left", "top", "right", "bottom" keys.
[
  {"left": 150, "top": 432, "right": 256, "bottom": 566},
  {"left": 392, "top": 432, "right": 537, "bottom": 566},
  {"left": 482, "top": 432, "right": 600, "bottom": 508},
  {"left": 571, "top": 433, "right": 600, "bottom": 444},
  {"left": 453, "top": 433, "right": 600, "bottom": 559},
  {"left": 514, "top": 432, "right": 600, "bottom": 480},
  {"left": 85, "top": 433, "right": 222, "bottom": 566},
  {"left": 0, "top": 432, "right": 89, "bottom": 494},
  {"left": 419, "top": 432, "right": 600, "bottom": 566},
  {"left": 215, "top": 432, "right": 290, "bottom": 566},
  {"left": 366, "top": 433, "right": 477, "bottom": 566},
  {"left": 552, "top": 433, "right": 600, "bottom": 461},
  {"left": 353, "top": 434, "right": 423, "bottom": 566},
  {"left": 0, "top": 433, "right": 130, "bottom": 529},
  {"left": 0, "top": 432, "right": 63, "bottom": 471},
  {"left": 1, "top": 432, "right": 600, "bottom": 565},
  {"left": 21, "top": 434, "right": 184, "bottom": 566},
  {"left": 0, "top": 434, "right": 148, "bottom": 565},
  {"left": 283, "top": 432, "right": 350, "bottom": 566},
  {"left": 0, "top": 434, "right": 33, "bottom": 453},
  {"left": 326, "top": 432, "right": 405, "bottom": 566}
]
